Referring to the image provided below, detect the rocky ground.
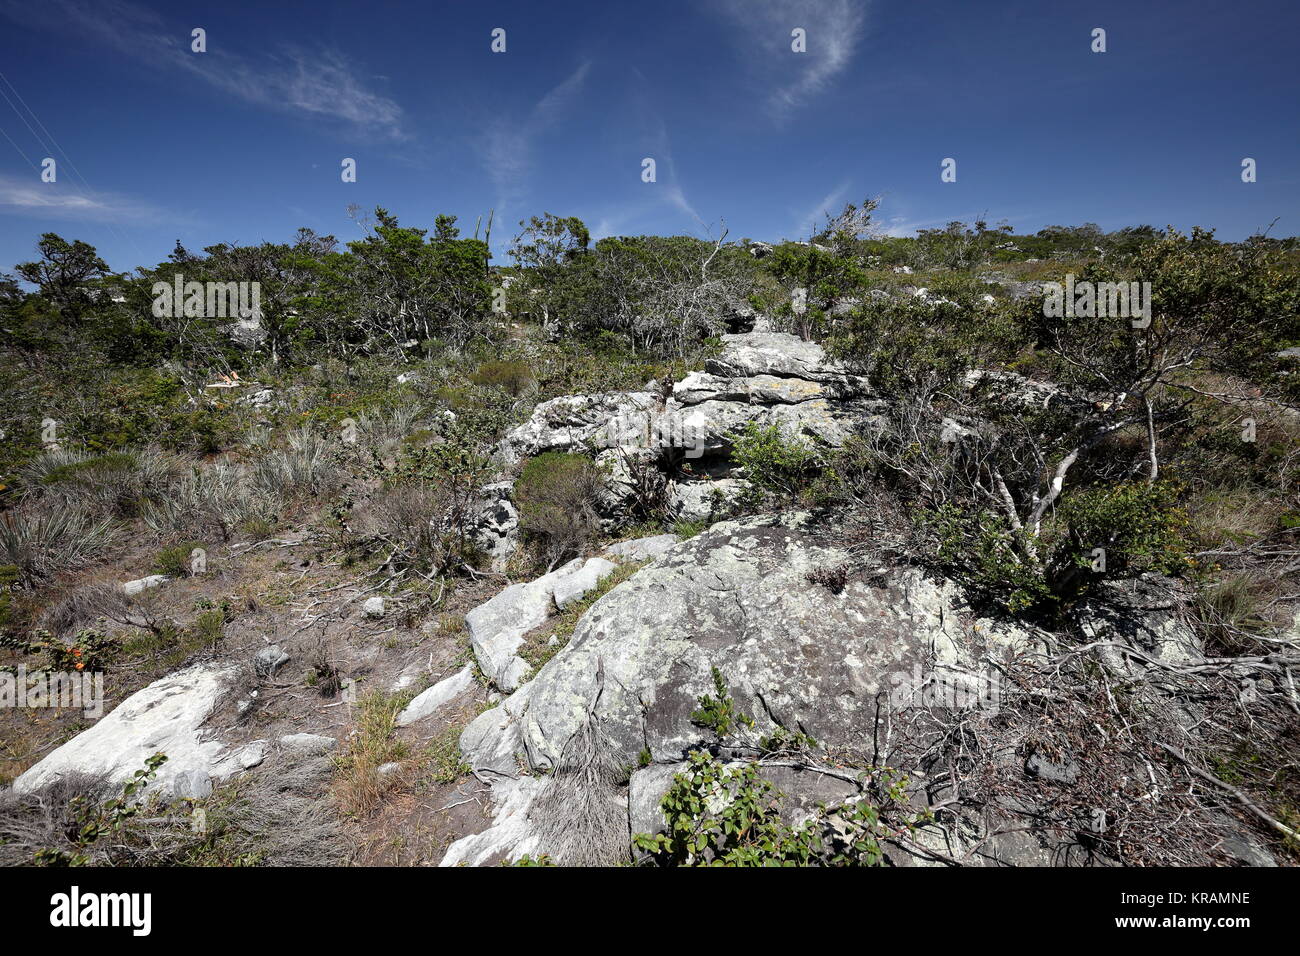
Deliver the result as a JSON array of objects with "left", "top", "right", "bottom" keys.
[{"left": 2, "top": 326, "right": 1296, "bottom": 867}]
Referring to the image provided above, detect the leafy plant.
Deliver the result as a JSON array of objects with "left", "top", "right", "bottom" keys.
[
  {"left": 691, "top": 667, "right": 754, "bottom": 739},
  {"left": 730, "top": 422, "right": 822, "bottom": 506},
  {"left": 33, "top": 753, "right": 168, "bottom": 866},
  {"left": 632, "top": 751, "right": 927, "bottom": 867}
]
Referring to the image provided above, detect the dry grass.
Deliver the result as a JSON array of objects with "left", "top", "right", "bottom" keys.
[
  {"left": 0, "top": 503, "right": 119, "bottom": 586},
  {"left": 332, "top": 690, "right": 412, "bottom": 817},
  {"left": 0, "top": 752, "right": 348, "bottom": 867}
]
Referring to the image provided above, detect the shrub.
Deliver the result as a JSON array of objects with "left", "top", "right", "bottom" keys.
[
  {"left": 469, "top": 359, "right": 535, "bottom": 397},
  {"left": 356, "top": 406, "right": 421, "bottom": 456},
  {"left": 34, "top": 581, "right": 129, "bottom": 638},
  {"left": 367, "top": 483, "right": 480, "bottom": 576},
  {"left": 1052, "top": 481, "right": 1190, "bottom": 582},
  {"left": 923, "top": 504, "right": 1054, "bottom": 615},
  {"left": 152, "top": 541, "right": 206, "bottom": 577},
  {"left": 22, "top": 446, "right": 185, "bottom": 517},
  {"left": 251, "top": 427, "right": 337, "bottom": 499},
  {"left": 368, "top": 434, "right": 492, "bottom": 575},
  {"left": 140, "top": 465, "right": 276, "bottom": 542},
  {"left": 0, "top": 504, "right": 118, "bottom": 586},
  {"left": 691, "top": 667, "right": 755, "bottom": 739},
  {"left": 514, "top": 452, "right": 603, "bottom": 567},
  {"left": 632, "top": 751, "right": 927, "bottom": 867},
  {"left": 730, "top": 422, "right": 821, "bottom": 506}
]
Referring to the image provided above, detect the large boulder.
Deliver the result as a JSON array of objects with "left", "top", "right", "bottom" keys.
[
  {"left": 447, "top": 515, "right": 1058, "bottom": 866},
  {"left": 496, "top": 392, "right": 659, "bottom": 464},
  {"left": 459, "top": 514, "right": 1043, "bottom": 779},
  {"left": 446, "top": 513, "right": 1228, "bottom": 866},
  {"left": 14, "top": 663, "right": 259, "bottom": 800}
]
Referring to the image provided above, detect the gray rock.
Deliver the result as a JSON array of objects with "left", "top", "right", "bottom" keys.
[
  {"left": 552, "top": 557, "right": 617, "bottom": 610},
  {"left": 13, "top": 663, "right": 249, "bottom": 798},
  {"left": 122, "top": 574, "right": 168, "bottom": 596},
  {"left": 705, "top": 332, "right": 849, "bottom": 384},
  {"left": 497, "top": 392, "right": 658, "bottom": 464},
  {"left": 667, "top": 478, "right": 749, "bottom": 521},
  {"left": 470, "top": 481, "right": 519, "bottom": 570},
  {"left": 172, "top": 769, "right": 213, "bottom": 799},
  {"left": 1025, "top": 752, "right": 1079, "bottom": 785},
  {"left": 1219, "top": 832, "right": 1277, "bottom": 867},
  {"left": 254, "top": 644, "right": 290, "bottom": 678},
  {"left": 449, "top": 513, "right": 1219, "bottom": 865},
  {"left": 362, "top": 596, "right": 385, "bottom": 619},
  {"left": 237, "top": 740, "right": 269, "bottom": 769},
  {"left": 465, "top": 557, "right": 586, "bottom": 692},
  {"left": 672, "top": 371, "right": 748, "bottom": 406},
  {"left": 604, "top": 534, "right": 680, "bottom": 563},
  {"left": 460, "top": 514, "right": 1043, "bottom": 779},
  {"left": 440, "top": 777, "right": 545, "bottom": 866},
  {"left": 279, "top": 733, "right": 337, "bottom": 754},
  {"left": 396, "top": 666, "right": 475, "bottom": 726},
  {"left": 1074, "top": 575, "right": 1202, "bottom": 669},
  {"left": 460, "top": 549, "right": 622, "bottom": 684}
]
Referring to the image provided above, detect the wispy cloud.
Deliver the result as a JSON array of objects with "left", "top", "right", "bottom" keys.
[
  {"left": 0, "top": 172, "right": 166, "bottom": 222},
  {"left": 650, "top": 120, "right": 706, "bottom": 230},
  {"left": 795, "top": 179, "right": 852, "bottom": 237},
  {"left": 0, "top": 0, "right": 405, "bottom": 138},
  {"left": 715, "top": 0, "right": 866, "bottom": 120},
  {"left": 479, "top": 61, "right": 591, "bottom": 209}
]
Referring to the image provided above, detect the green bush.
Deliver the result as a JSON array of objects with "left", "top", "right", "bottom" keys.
[
  {"left": 152, "top": 541, "right": 206, "bottom": 577},
  {"left": 923, "top": 504, "right": 1054, "bottom": 615},
  {"left": 469, "top": 359, "right": 535, "bottom": 397},
  {"left": 1054, "top": 481, "right": 1189, "bottom": 579},
  {"left": 513, "top": 452, "right": 603, "bottom": 566},
  {"left": 632, "top": 751, "right": 927, "bottom": 867},
  {"left": 730, "top": 422, "right": 822, "bottom": 506}
]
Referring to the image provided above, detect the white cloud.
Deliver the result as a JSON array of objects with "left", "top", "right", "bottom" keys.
[
  {"left": 715, "top": 0, "right": 866, "bottom": 119},
  {"left": 0, "top": 172, "right": 165, "bottom": 222},
  {"left": 0, "top": 0, "right": 405, "bottom": 138},
  {"left": 479, "top": 62, "right": 591, "bottom": 208},
  {"left": 795, "top": 179, "right": 852, "bottom": 237}
]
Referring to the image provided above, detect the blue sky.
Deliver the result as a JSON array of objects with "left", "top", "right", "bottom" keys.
[{"left": 0, "top": 0, "right": 1297, "bottom": 274}]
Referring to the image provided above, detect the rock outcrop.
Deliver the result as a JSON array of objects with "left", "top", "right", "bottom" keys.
[
  {"left": 466, "top": 556, "right": 620, "bottom": 692},
  {"left": 14, "top": 663, "right": 259, "bottom": 800},
  {"left": 493, "top": 331, "right": 879, "bottom": 530},
  {"left": 397, "top": 666, "right": 476, "bottom": 726},
  {"left": 460, "top": 514, "right": 1043, "bottom": 778},
  {"left": 446, "top": 514, "right": 1059, "bottom": 864}
]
